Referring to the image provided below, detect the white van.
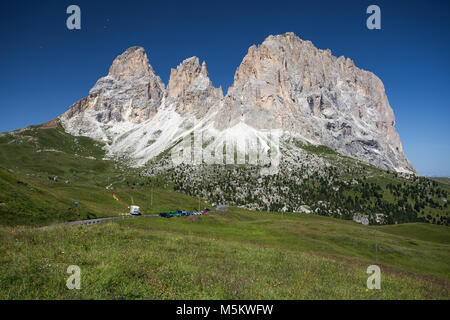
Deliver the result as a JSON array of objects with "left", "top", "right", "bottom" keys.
[{"left": 130, "top": 205, "right": 141, "bottom": 216}]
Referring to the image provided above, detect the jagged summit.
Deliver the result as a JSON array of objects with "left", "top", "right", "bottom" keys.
[
  {"left": 216, "top": 32, "right": 413, "bottom": 172},
  {"left": 107, "top": 46, "right": 154, "bottom": 80},
  {"left": 58, "top": 33, "right": 414, "bottom": 173},
  {"left": 61, "top": 45, "right": 165, "bottom": 134},
  {"left": 167, "top": 56, "right": 223, "bottom": 117}
]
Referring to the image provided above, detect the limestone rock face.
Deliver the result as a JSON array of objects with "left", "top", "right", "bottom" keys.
[
  {"left": 61, "top": 46, "right": 165, "bottom": 134},
  {"left": 215, "top": 32, "right": 413, "bottom": 172},
  {"left": 166, "top": 57, "right": 223, "bottom": 118},
  {"left": 59, "top": 33, "right": 414, "bottom": 173}
]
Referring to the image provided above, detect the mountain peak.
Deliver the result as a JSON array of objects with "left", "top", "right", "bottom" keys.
[
  {"left": 165, "top": 57, "right": 222, "bottom": 117},
  {"left": 61, "top": 46, "right": 165, "bottom": 130},
  {"left": 59, "top": 33, "right": 413, "bottom": 173},
  {"left": 263, "top": 31, "right": 299, "bottom": 42},
  {"left": 218, "top": 32, "right": 414, "bottom": 172},
  {"left": 167, "top": 57, "right": 218, "bottom": 98},
  {"left": 108, "top": 46, "right": 154, "bottom": 80}
]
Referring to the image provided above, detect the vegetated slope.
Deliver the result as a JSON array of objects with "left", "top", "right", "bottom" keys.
[
  {"left": 0, "top": 123, "right": 120, "bottom": 186},
  {"left": 378, "top": 223, "right": 450, "bottom": 244},
  {"left": 0, "top": 124, "right": 448, "bottom": 226},
  {"left": 168, "top": 140, "right": 449, "bottom": 225},
  {"left": 431, "top": 177, "right": 450, "bottom": 185},
  {"left": 0, "top": 209, "right": 448, "bottom": 299},
  {"left": 0, "top": 125, "right": 448, "bottom": 299},
  {"left": 0, "top": 164, "right": 207, "bottom": 227},
  {"left": 0, "top": 125, "right": 203, "bottom": 226}
]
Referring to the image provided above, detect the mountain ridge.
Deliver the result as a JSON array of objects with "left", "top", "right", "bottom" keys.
[{"left": 54, "top": 32, "right": 413, "bottom": 173}]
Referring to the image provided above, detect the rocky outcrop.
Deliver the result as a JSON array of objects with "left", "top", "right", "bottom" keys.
[
  {"left": 215, "top": 32, "right": 413, "bottom": 172},
  {"left": 166, "top": 57, "right": 223, "bottom": 118},
  {"left": 61, "top": 47, "right": 165, "bottom": 131},
  {"left": 39, "top": 118, "right": 59, "bottom": 130},
  {"left": 58, "top": 33, "right": 414, "bottom": 173}
]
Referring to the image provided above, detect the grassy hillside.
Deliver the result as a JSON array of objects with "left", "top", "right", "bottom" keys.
[
  {"left": 0, "top": 208, "right": 448, "bottom": 299},
  {"left": 171, "top": 160, "right": 450, "bottom": 225},
  {"left": 377, "top": 223, "right": 450, "bottom": 244},
  {"left": 0, "top": 164, "right": 207, "bottom": 226},
  {"left": 0, "top": 124, "right": 176, "bottom": 226},
  {"left": 0, "top": 124, "right": 448, "bottom": 227},
  {"left": 0, "top": 125, "right": 448, "bottom": 299},
  {"left": 431, "top": 177, "right": 450, "bottom": 185},
  {"left": 0, "top": 123, "right": 137, "bottom": 187}
]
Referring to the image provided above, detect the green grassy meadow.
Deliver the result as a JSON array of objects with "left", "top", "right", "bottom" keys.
[
  {"left": 0, "top": 207, "right": 448, "bottom": 299},
  {"left": 0, "top": 124, "right": 449, "bottom": 299}
]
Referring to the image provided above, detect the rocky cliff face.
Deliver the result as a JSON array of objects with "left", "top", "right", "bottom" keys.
[
  {"left": 166, "top": 57, "right": 223, "bottom": 118},
  {"left": 60, "top": 47, "right": 165, "bottom": 140},
  {"left": 216, "top": 33, "right": 412, "bottom": 172},
  {"left": 59, "top": 33, "right": 414, "bottom": 173}
]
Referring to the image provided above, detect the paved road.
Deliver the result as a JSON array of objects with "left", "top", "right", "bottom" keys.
[{"left": 40, "top": 214, "right": 159, "bottom": 229}]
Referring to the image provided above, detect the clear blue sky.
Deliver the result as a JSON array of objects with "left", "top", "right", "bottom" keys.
[{"left": 0, "top": 0, "right": 449, "bottom": 176}]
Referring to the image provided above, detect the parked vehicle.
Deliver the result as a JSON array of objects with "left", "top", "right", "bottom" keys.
[
  {"left": 169, "top": 211, "right": 180, "bottom": 217},
  {"left": 130, "top": 205, "right": 141, "bottom": 216},
  {"left": 159, "top": 212, "right": 172, "bottom": 218},
  {"left": 159, "top": 209, "right": 210, "bottom": 218},
  {"left": 177, "top": 210, "right": 189, "bottom": 216}
]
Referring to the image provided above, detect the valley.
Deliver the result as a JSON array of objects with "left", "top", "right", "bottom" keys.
[{"left": 0, "top": 31, "right": 448, "bottom": 300}]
